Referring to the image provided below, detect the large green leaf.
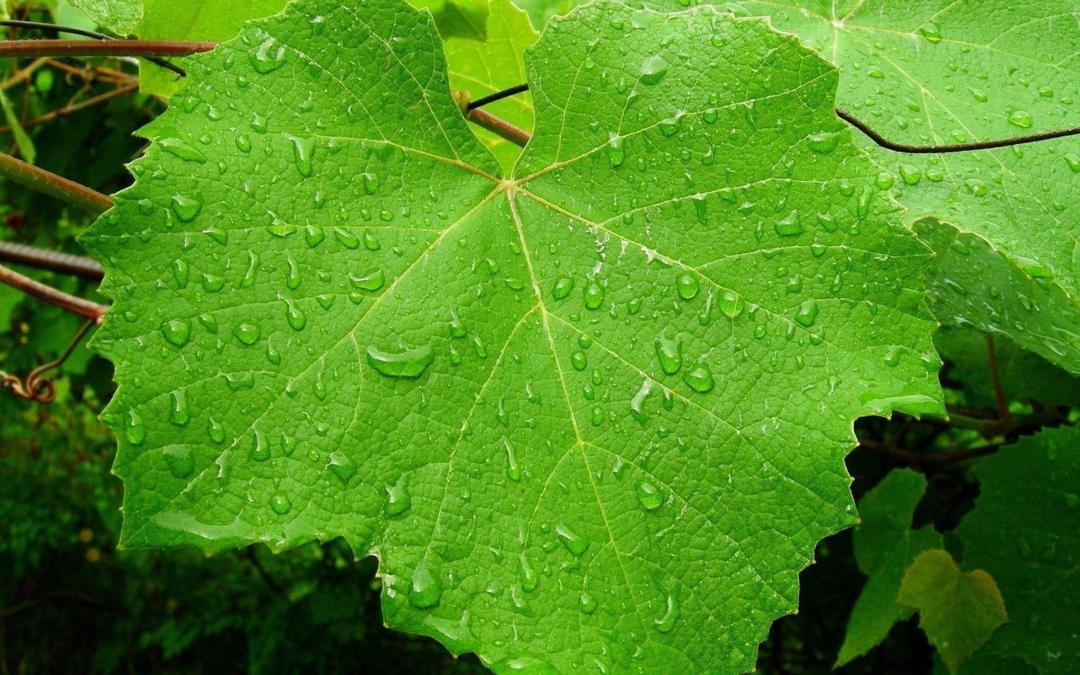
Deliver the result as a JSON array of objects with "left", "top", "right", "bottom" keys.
[
  {"left": 82, "top": 0, "right": 942, "bottom": 670},
  {"left": 956, "top": 425, "right": 1080, "bottom": 673},
  {"left": 640, "top": 0, "right": 1080, "bottom": 373},
  {"left": 837, "top": 469, "right": 942, "bottom": 666}
]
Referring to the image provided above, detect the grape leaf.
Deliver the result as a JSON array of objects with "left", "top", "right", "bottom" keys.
[
  {"left": 412, "top": 0, "right": 490, "bottom": 40},
  {"left": 426, "top": 0, "right": 537, "bottom": 173},
  {"left": 70, "top": 0, "right": 141, "bottom": 34},
  {"left": 899, "top": 549, "right": 1007, "bottom": 673},
  {"left": 956, "top": 425, "right": 1080, "bottom": 673},
  {"left": 837, "top": 469, "right": 942, "bottom": 666},
  {"left": 82, "top": 0, "right": 943, "bottom": 670},
  {"left": 638, "top": 0, "right": 1080, "bottom": 373},
  {"left": 511, "top": 0, "right": 579, "bottom": 31},
  {"left": 136, "top": 0, "right": 289, "bottom": 97},
  {"left": 935, "top": 327, "right": 1080, "bottom": 410}
]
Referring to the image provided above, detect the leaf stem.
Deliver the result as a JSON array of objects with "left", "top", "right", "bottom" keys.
[
  {"left": 466, "top": 107, "right": 531, "bottom": 147},
  {"left": 0, "top": 262, "right": 108, "bottom": 321},
  {"left": 0, "top": 241, "right": 103, "bottom": 280},
  {"left": 0, "top": 150, "right": 113, "bottom": 213},
  {"left": 0, "top": 39, "right": 215, "bottom": 59},
  {"left": 466, "top": 83, "right": 529, "bottom": 110},
  {"left": 836, "top": 107, "right": 1080, "bottom": 153},
  {"left": 984, "top": 334, "right": 1012, "bottom": 432}
]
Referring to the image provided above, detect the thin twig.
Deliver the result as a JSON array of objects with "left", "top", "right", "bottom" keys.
[
  {"left": 836, "top": 107, "right": 1080, "bottom": 153},
  {"left": 0, "top": 39, "right": 215, "bottom": 59},
  {"left": 2, "top": 318, "right": 95, "bottom": 402},
  {"left": 0, "top": 241, "right": 103, "bottom": 280},
  {"left": 0, "top": 19, "right": 112, "bottom": 41},
  {"left": 859, "top": 437, "right": 1000, "bottom": 466},
  {"left": 985, "top": 335, "right": 1013, "bottom": 432},
  {"left": 0, "top": 150, "right": 113, "bottom": 213},
  {"left": 466, "top": 107, "right": 531, "bottom": 147},
  {"left": 0, "top": 262, "right": 108, "bottom": 321},
  {"left": 46, "top": 58, "right": 134, "bottom": 85},
  {"left": 0, "top": 82, "right": 137, "bottom": 132},
  {"left": 0, "top": 56, "right": 47, "bottom": 89},
  {"left": 466, "top": 83, "right": 530, "bottom": 110}
]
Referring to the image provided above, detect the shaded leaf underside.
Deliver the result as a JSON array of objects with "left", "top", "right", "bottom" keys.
[{"left": 83, "top": 0, "right": 941, "bottom": 671}]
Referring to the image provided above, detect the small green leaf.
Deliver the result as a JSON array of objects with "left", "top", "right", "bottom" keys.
[
  {"left": 0, "top": 89, "right": 34, "bottom": 164},
  {"left": 899, "top": 549, "right": 1007, "bottom": 673},
  {"left": 955, "top": 426, "right": 1080, "bottom": 672},
  {"left": 837, "top": 469, "right": 943, "bottom": 666}
]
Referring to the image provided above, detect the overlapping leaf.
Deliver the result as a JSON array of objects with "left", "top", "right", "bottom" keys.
[
  {"left": 70, "top": 0, "right": 142, "bottom": 34},
  {"left": 82, "top": 0, "right": 942, "bottom": 670},
  {"left": 956, "top": 425, "right": 1080, "bottom": 673},
  {"left": 638, "top": 0, "right": 1080, "bottom": 372}
]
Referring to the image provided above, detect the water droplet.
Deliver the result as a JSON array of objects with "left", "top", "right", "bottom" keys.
[
  {"left": 327, "top": 451, "right": 357, "bottom": 485},
  {"left": 654, "top": 593, "right": 679, "bottom": 633},
  {"left": 252, "top": 35, "right": 286, "bottom": 74},
  {"left": 571, "top": 351, "right": 587, "bottom": 371},
  {"left": 163, "top": 445, "right": 194, "bottom": 478},
  {"left": 289, "top": 135, "right": 315, "bottom": 177},
  {"left": 363, "top": 229, "right": 380, "bottom": 250},
  {"left": 636, "top": 481, "right": 664, "bottom": 510},
  {"left": 284, "top": 299, "right": 307, "bottom": 331},
  {"left": 159, "top": 137, "right": 207, "bottom": 163},
  {"left": 503, "top": 438, "right": 521, "bottom": 482},
  {"left": 794, "top": 299, "right": 819, "bottom": 327},
  {"left": 385, "top": 475, "right": 412, "bottom": 517},
  {"left": 233, "top": 322, "right": 261, "bottom": 346},
  {"left": 169, "top": 390, "right": 190, "bottom": 426},
  {"left": 125, "top": 409, "right": 145, "bottom": 446},
  {"left": 171, "top": 259, "right": 190, "bottom": 289},
  {"left": 207, "top": 417, "right": 226, "bottom": 444},
  {"left": 683, "top": 364, "right": 714, "bottom": 393},
  {"left": 579, "top": 592, "right": 598, "bottom": 615},
  {"left": 161, "top": 318, "right": 191, "bottom": 347},
  {"left": 555, "top": 523, "right": 589, "bottom": 556},
  {"left": 774, "top": 209, "right": 803, "bottom": 237},
  {"left": 807, "top": 132, "right": 840, "bottom": 154},
  {"left": 717, "top": 290, "right": 744, "bottom": 318},
  {"left": 409, "top": 561, "right": 442, "bottom": 608},
  {"left": 584, "top": 279, "right": 604, "bottom": 310},
  {"left": 366, "top": 344, "right": 434, "bottom": 378},
  {"left": 1008, "top": 110, "right": 1033, "bottom": 129},
  {"left": 285, "top": 256, "right": 301, "bottom": 290},
  {"left": 640, "top": 55, "right": 669, "bottom": 85},
  {"left": 1065, "top": 153, "right": 1080, "bottom": 173},
  {"left": 351, "top": 269, "right": 385, "bottom": 291},
  {"left": 265, "top": 494, "right": 290, "bottom": 515},
  {"left": 918, "top": 21, "right": 942, "bottom": 43},
  {"left": 605, "top": 135, "right": 625, "bottom": 168},
  {"left": 552, "top": 275, "right": 574, "bottom": 300},
  {"left": 170, "top": 195, "right": 201, "bottom": 222},
  {"left": 654, "top": 335, "right": 682, "bottom": 375},
  {"left": 249, "top": 431, "right": 271, "bottom": 461},
  {"left": 899, "top": 164, "right": 922, "bottom": 185},
  {"left": 675, "top": 273, "right": 699, "bottom": 300}
]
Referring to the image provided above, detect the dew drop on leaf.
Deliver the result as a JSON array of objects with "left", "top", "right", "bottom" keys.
[
  {"left": 170, "top": 195, "right": 202, "bottom": 222},
  {"left": 269, "top": 493, "right": 291, "bottom": 515},
  {"left": 233, "top": 322, "right": 261, "bottom": 346},
  {"left": 169, "top": 390, "right": 190, "bottom": 427},
  {"left": 579, "top": 592, "right": 598, "bottom": 615},
  {"left": 683, "top": 364, "right": 715, "bottom": 393},
  {"left": 251, "top": 35, "right": 287, "bottom": 74},
  {"left": 125, "top": 409, "right": 146, "bottom": 446},
  {"left": 384, "top": 476, "right": 412, "bottom": 517},
  {"left": 556, "top": 523, "right": 589, "bottom": 556},
  {"left": 636, "top": 481, "right": 664, "bottom": 511},
  {"left": 639, "top": 54, "right": 669, "bottom": 85},
  {"left": 366, "top": 344, "right": 435, "bottom": 379},
  {"left": 327, "top": 451, "right": 357, "bottom": 485},
  {"left": 794, "top": 299, "right": 820, "bottom": 327},
  {"left": 654, "top": 593, "right": 679, "bottom": 633},
  {"left": 160, "top": 318, "right": 191, "bottom": 347},
  {"left": 409, "top": 561, "right": 442, "bottom": 608},
  {"left": 163, "top": 445, "right": 194, "bottom": 479},
  {"left": 675, "top": 273, "right": 699, "bottom": 300},
  {"left": 654, "top": 335, "right": 682, "bottom": 375},
  {"left": 551, "top": 275, "right": 574, "bottom": 300},
  {"left": 503, "top": 438, "right": 522, "bottom": 482},
  {"left": 584, "top": 279, "right": 604, "bottom": 310}
]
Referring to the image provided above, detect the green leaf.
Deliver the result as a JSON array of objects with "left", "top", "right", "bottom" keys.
[
  {"left": 82, "top": 0, "right": 943, "bottom": 670},
  {"left": 837, "top": 469, "right": 943, "bottom": 666},
  {"left": 899, "top": 549, "right": 1007, "bottom": 673},
  {"left": 0, "top": 88, "right": 35, "bottom": 164},
  {"left": 640, "top": 0, "right": 1080, "bottom": 373},
  {"left": 935, "top": 327, "right": 1080, "bottom": 410},
  {"left": 955, "top": 426, "right": 1080, "bottom": 673},
  {"left": 135, "top": 0, "right": 289, "bottom": 97},
  {"left": 69, "top": 0, "right": 142, "bottom": 34},
  {"left": 415, "top": 0, "right": 537, "bottom": 173}
]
